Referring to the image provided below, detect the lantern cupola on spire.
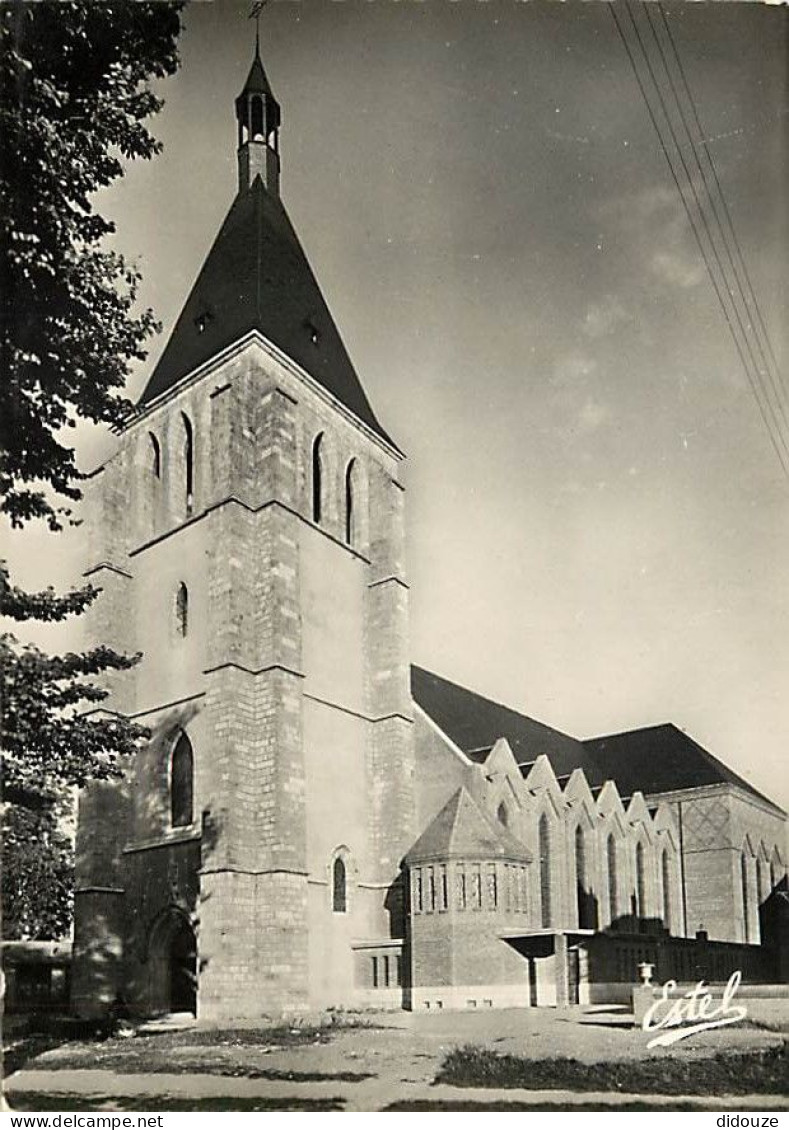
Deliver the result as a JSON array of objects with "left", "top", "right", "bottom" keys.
[{"left": 235, "top": 42, "right": 281, "bottom": 196}]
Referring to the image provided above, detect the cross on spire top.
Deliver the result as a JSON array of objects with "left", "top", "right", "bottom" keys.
[{"left": 248, "top": 0, "right": 270, "bottom": 57}]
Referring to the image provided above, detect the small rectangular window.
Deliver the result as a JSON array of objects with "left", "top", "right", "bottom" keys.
[
  {"left": 372, "top": 956, "right": 378, "bottom": 989},
  {"left": 396, "top": 953, "right": 403, "bottom": 987},
  {"left": 488, "top": 864, "right": 498, "bottom": 910},
  {"left": 383, "top": 955, "right": 390, "bottom": 987},
  {"left": 472, "top": 866, "right": 482, "bottom": 909},
  {"left": 439, "top": 865, "right": 448, "bottom": 911},
  {"left": 415, "top": 869, "right": 423, "bottom": 914},
  {"left": 428, "top": 867, "right": 436, "bottom": 912}
]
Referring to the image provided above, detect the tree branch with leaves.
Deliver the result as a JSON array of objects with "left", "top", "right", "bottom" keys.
[{"left": 0, "top": 0, "right": 182, "bottom": 938}]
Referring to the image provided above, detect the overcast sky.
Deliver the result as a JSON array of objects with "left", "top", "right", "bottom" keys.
[{"left": 7, "top": 1, "right": 788, "bottom": 809}]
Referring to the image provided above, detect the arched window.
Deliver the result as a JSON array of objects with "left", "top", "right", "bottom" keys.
[
  {"left": 171, "top": 732, "right": 194, "bottom": 828},
  {"left": 496, "top": 802, "right": 509, "bottom": 828},
  {"left": 633, "top": 840, "right": 646, "bottom": 926},
  {"left": 312, "top": 433, "right": 324, "bottom": 524},
  {"left": 575, "top": 823, "right": 593, "bottom": 929},
  {"left": 538, "top": 813, "right": 551, "bottom": 928},
  {"left": 756, "top": 857, "right": 765, "bottom": 906},
  {"left": 182, "top": 413, "right": 194, "bottom": 516},
  {"left": 633, "top": 845, "right": 646, "bottom": 922},
  {"left": 770, "top": 858, "right": 777, "bottom": 893},
  {"left": 332, "top": 855, "right": 347, "bottom": 913},
  {"left": 661, "top": 848, "right": 672, "bottom": 932},
  {"left": 251, "top": 95, "right": 264, "bottom": 140},
  {"left": 175, "top": 583, "right": 188, "bottom": 637},
  {"left": 149, "top": 432, "right": 161, "bottom": 478},
  {"left": 741, "top": 851, "right": 750, "bottom": 942},
  {"left": 344, "top": 459, "right": 356, "bottom": 546},
  {"left": 606, "top": 834, "right": 618, "bottom": 927}
]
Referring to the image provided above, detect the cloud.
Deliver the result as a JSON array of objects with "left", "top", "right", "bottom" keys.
[
  {"left": 576, "top": 397, "right": 608, "bottom": 435},
  {"left": 551, "top": 350, "right": 598, "bottom": 386},
  {"left": 600, "top": 182, "right": 707, "bottom": 293},
  {"left": 582, "top": 294, "right": 629, "bottom": 338},
  {"left": 650, "top": 249, "right": 705, "bottom": 289}
]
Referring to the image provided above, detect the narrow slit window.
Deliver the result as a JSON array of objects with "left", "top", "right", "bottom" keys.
[
  {"left": 662, "top": 848, "right": 672, "bottom": 932},
  {"left": 344, "top": 459, "right": 357, "bottom": 546},
  {"left": 312, "top": 433, "right": 324, "bottom": 524},
  {"left": 575, "top": 824, "right": 589, "bottom": 929},
  {"left": 176, "top": 583, "right": 188, "bottom": 638},
  {"left": 740, "top": 851, "right": 750, "bottom": 943},
  {"left": 149, "top": 432, "right": 161, "bottom": 478},
  {"left": 182, "top": 413, "right": 194, "bottom": 516},
  {"left": 607, "top": 834, "right": 618, "bottom": 926},
  {"left": 472, "top": 866, "right": 482, "bottom": 910},
  {"left": 539, "top": 813, "right": 552, "bottom": 928},
  {"left": 635, "top": 841, "right": 646, "bottom": 921},
  {"left": 332, "top": 855, "right": 347, "bottom": 913}
]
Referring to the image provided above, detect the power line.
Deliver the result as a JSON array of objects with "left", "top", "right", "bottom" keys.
[
  {"left": 608, "top": 2, "right": 789, "bottom": 479},
  {"left": 656, "top": 3, "right": 787, "bottom": 402},
  {"left": 623, "top": 2, "right": 789, "bottom": 468},
  {"left": 644, "top": 3, "right": 789, "bottom": 445}
]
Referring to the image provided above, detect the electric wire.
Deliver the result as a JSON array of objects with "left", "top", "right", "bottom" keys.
[
  {"left": 645, "top": 2, "right": 789, "bottom": 437},
  {"left": 656, "top": 2, "right": 787, "bottom": 397},
  {"left": 608, "top": 2, "right": 789, "bottom": 479},
  {"left": 624, "top": 1, "right": 789, "bottom": 468}
]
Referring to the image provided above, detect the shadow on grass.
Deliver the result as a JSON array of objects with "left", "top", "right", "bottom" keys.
[
  {"left": 3, "top": 1017, "right": 118, "bottom": 1078},
  {"left": 6, "top": 1092, "right": 345, "bottom": 1112},
  {"left": 436, "top": 1043, "right": 789, "bottom": 1096},
  {"left": 224, "top": 1068, "right": 373, "bottom": 1083},
  {"left": 16, "top": 1022, "right": 350, "bottom": 1075}
]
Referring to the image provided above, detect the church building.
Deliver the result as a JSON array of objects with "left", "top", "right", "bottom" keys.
[{"left": 71, "top": 46, "right": 787, "bottom": 1022}]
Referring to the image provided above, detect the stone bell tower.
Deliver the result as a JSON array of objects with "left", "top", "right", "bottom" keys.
[{"left": 71, "top": 41, "right": 414, "bottom": 1022}]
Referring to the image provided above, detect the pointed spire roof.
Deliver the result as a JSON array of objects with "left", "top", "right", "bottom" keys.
[
  {"left": 239, "top": 45, "right": 276, "bottom": 101},
  {"left": 405, "top": 787, "right": 532, "bottom": 865},
  {"left": 138, "top": 47, "right": 396, "bottom": 451},
  {"left": 138, "top": 178, "right": 395, "bottom": 447}
]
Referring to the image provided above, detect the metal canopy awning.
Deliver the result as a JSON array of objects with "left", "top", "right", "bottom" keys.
[{"left": 499, "top": 928, "right": 596, "bottom": 958}]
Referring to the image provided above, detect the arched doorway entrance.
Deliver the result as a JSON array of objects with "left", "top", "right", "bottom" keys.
[{"left": 148, "top": 910, "right": 197, "bottom": 1016}]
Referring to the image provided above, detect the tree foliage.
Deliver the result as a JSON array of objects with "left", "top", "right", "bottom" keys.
[
  {"left": 0, "top": 1, "right": 182, "bottom": 938},
  {"left": 1, "top": 575, "right": 149, "bottom": 808},
  {"left": 0, "top": 0, "right": 182, "bottom": 530},
  {"left": 3, "top": 803, "right": 74, "bottom": 941},
  {"left": 1, "top": 564, "right": 151, "bottom": 938}
]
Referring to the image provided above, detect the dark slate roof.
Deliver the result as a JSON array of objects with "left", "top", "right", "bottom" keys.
[
  {"left": 410, "top": 665, "right": 589, "bottom": 774},
  {"left": 404, "top": 787, "right": 532, "bottom": 864},
  {"left": 410, "top": 665, "right": 782, "bottom": 813},
  {"left": 582, "top": 725, "right": 783, "bottom": 812},
  {"left": 138, "top": 178, "right": 395, "bottom": 449}
]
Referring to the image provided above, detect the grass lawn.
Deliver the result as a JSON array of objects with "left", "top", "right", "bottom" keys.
[{"left": 436, "top": 1042, "right": 789, "bottom": 1096}]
